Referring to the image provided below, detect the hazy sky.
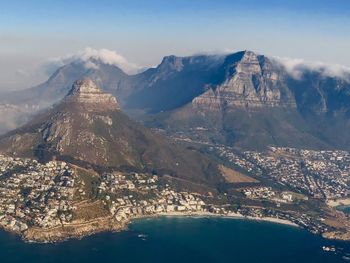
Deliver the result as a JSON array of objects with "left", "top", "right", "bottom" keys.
[{"left": 1, "top": 0, "right": 350, "bottom": 90}]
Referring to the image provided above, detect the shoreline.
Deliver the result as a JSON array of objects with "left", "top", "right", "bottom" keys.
[
  {"left": 131, "top": 211, "right": 300, "bottom": 228},
  {"left": 327, "top": 198, "right": 350, "bottom": 207},
  {"left": 0, "top": 211, "right": 318, "bottom": 243}
]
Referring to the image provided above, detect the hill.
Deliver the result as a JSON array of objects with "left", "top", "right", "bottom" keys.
[{"left": 0, "top": 78, "right": 223, "bottom": 186}]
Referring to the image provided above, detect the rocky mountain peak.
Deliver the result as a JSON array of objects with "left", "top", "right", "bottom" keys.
[
  {"left": 241, "top": 50, "right": 258, "bottom": 59},
  {"left": 0, "top": 77, "right": 222, "bottom": 186},
  {"left": 235, "top": 50, "right": 261, "bottom": 74},
  {"left": 69, "top": 78, "right": 102, "bottom": 94},
  {"left": 64, "top": 78, "right": 120, "bottom": 111},
  {"left": 159, "top": 55, "right": 184, "bottom": 72},
  {"left": 191, "top": 50, "right": 296, "bottom": 111}
]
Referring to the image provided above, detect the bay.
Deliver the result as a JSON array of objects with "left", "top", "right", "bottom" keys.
[
  {"left": 0, "top": 217, "right": 348, "bottom": 263},
  {"left": 337, "top": 205, "right": 350, "bottom": 214}
]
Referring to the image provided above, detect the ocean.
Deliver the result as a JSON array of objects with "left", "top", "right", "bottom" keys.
[
  {"left": 337, "top": 206, "right": 350, "bottom": 215},
  {"left": 0, "top": 217, "right": 349, "bottom": 263}
]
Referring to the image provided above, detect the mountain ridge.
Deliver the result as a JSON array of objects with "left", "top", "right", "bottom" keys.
[
  {"left": 2, "top": 50, "right": 350, "bottom": 150},
  {"left": 0, "top": 79, "right": 224, "bottom": 186}
]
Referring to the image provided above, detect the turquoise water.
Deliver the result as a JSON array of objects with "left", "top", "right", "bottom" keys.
[
  {"left": 337, "top": 205, "right": 350, "bottom": 214},
  {"left": 0, "top": 217, "right": 349, "bottom": 263}
]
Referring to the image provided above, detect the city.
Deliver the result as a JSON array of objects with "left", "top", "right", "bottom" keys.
[
  {"left": 0, "top": 151, "right": 346, "bottom": 243},
  {"left": 214, "top": 146, "right": 350, "bottom": 200}
]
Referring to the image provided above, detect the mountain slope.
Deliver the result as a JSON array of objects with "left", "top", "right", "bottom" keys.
[
  {"left": 0, "top": 59, "right": 131, "bottom": 135},
  {"left": 2, "top": 59, "right": 129, "bottom": 107},
  {"left": 0, "top": 78, "right": 223, "bottom": 185},
  {"left": 123, "top": 54, "right": 229, "bottom": 113}
]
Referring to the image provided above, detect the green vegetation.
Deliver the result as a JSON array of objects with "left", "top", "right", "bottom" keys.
[{"left": 76, "top": 168, "right": 101, "bottom": 200}]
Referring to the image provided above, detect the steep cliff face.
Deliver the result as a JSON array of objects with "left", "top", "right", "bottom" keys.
[
  {"left": 287, "top": 71, "right": 350, "bottom": 116},
  {"left": 0, "top": 79, "right": 222, "bottom": 185},
  {"left": 192, "top": 51, "right": 296, "bottom": 111}
]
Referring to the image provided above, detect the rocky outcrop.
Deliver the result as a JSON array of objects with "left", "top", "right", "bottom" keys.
[
  {"left": 23, "top": 217, "right": 125, "bottom": 243},
  {"left": 64, "top": 78, "right": 120, "bottom": 112},
  {"left": 192, "top": 51, "right": 296, "bottom": 111}
]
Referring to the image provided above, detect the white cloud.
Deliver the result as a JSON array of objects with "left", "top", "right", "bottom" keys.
[
  {"left": 272, "top": 56, "right": 350, "bottom": 81},
  {"left": 83, "top": 60, "right": 99, "bottom": 70},
  {"left": 43, "top": 47, "right": 142, "bottom": 75}
]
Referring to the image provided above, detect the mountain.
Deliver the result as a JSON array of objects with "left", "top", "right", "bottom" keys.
[
  {"left": 138, "top": 51, "right": 350, "bottom": 150},
  {"left": 122, "top": 54, "right": 228, "bottom": 113},
  {"left": 0, "top": 78, "right": 223, "bottom": 186},
  {"left": 2, "top": 59, "right": 130, "bottom": 107},
  {"left": 0, "top": 54, "right": 230, "bottom": 124},
  {"left": 0, "top": 59, "right": 131, "bottom": 134},
  {"left": 2, "top": 50, "right": 350, "bottom": 150},
  {"left": 191, "top": 51, "right": 296, "bottom": 110}
]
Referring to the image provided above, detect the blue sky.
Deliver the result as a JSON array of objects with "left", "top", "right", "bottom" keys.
[{"left": 1, "top": 0, "right": 350, "bottom": 90}]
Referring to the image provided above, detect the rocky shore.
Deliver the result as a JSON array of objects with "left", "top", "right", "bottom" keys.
[{"left": 22, "top": 217, "right": 126, "bottom": 243}]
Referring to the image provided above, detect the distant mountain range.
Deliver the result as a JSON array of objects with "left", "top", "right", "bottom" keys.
[{"left": 2, "top": 50, "right": 350, "bottom": 150}]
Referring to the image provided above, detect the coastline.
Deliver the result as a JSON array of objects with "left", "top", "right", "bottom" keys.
[
  {"left": 131, "top": 211, "right": 300, "bottom": 228},
  {"left": 327, "top": 198, "right": 350, "bottom": 207},
  {"left": 1, "top": 211, "right": 300, "bottom": 243}
]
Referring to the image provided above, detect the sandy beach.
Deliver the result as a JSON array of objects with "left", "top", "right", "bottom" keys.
[
  {"left": 327, "top": 198, "right": 350, "bottom": 207},
  {"left": 134, "top": 211, "right": 299, "bottom": 228}
]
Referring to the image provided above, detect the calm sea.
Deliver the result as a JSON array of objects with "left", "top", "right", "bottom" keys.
[
  {"left": 337, "top": 206, "right": 350, "bottom": 214},
  {"left": 0, "top": 217, "right": 349, "bottom": 263}
]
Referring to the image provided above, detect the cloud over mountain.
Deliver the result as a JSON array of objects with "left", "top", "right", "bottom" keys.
[
  {"left": 273, "top": 57, "right": 350, "bottom": 81},
  {"left": 43, "top": 47, "right": 142, "bottom": 75}
]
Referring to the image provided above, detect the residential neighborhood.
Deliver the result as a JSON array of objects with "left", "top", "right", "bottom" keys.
[
  {"left": 0, "top": 155, "right": 75, "bottom": 233},
  {"left": 213, "top": 146, "right": 350, "bottom": 200},
  {"left": 0, "top": 152, "right": 345, "bottom": 242}
]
